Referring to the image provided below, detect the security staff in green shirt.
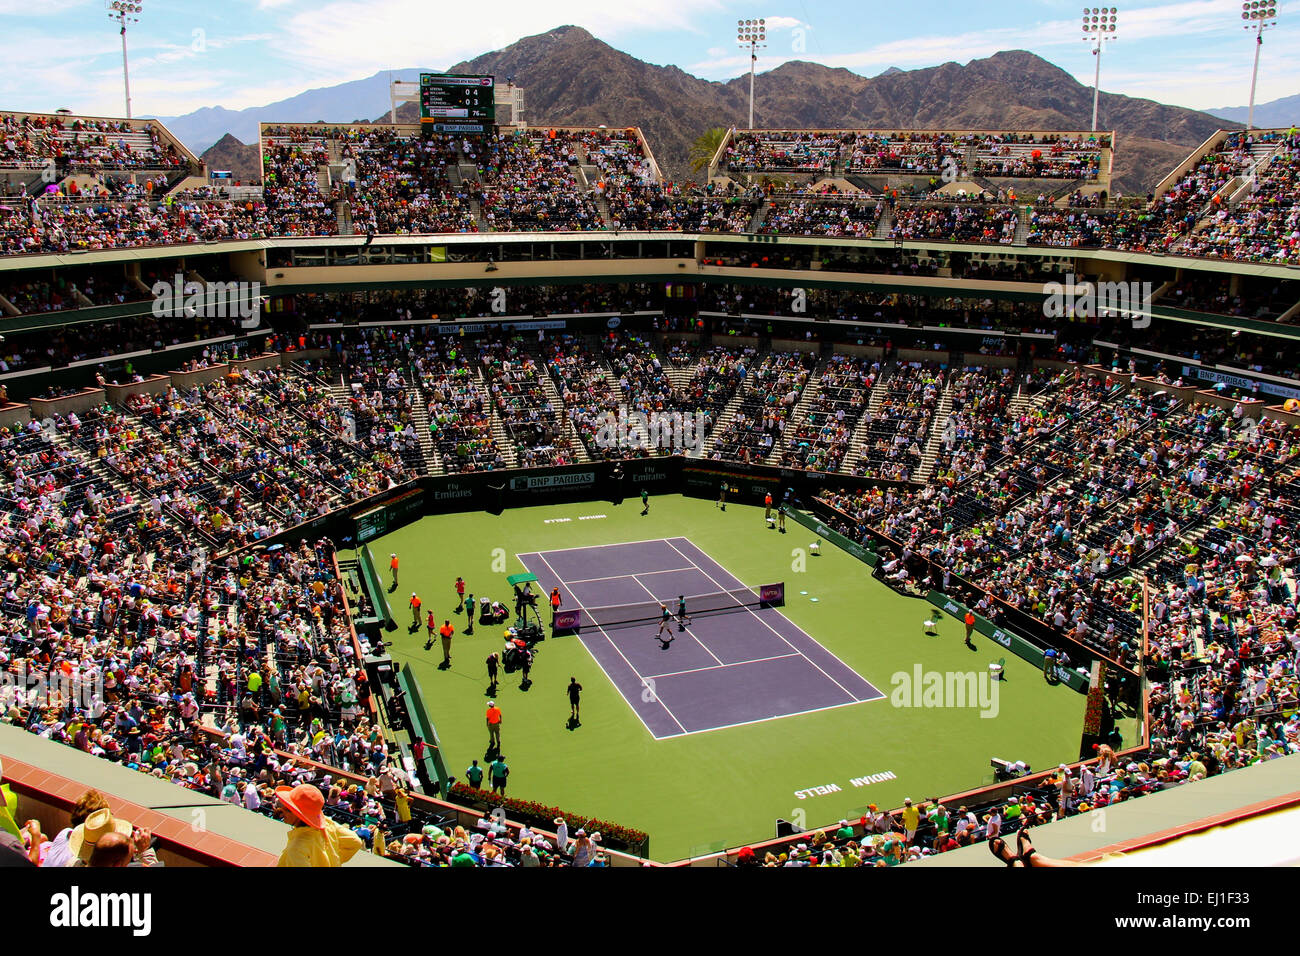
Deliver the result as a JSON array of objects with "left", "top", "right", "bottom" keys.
[{"left": 465, "top": 759, "right": 484, "bottom": 789}]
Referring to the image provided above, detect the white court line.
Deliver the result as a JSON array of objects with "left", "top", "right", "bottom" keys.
[
  {"left": 645, "top": 652, "right": 801, "bottom": 681},
  {"left": 563, "top": 566, "right": 697, "bottom": 586},
  {"left": 627, "top": 573, "right": 725, "bottom": 668},
  {"left": 654, "top": 698, "right": 877, "bottom": 740},
  {"left": 521, "top": 537, "right": 683, "bottom": 557},
  {"left": 530, "top": 549, "right": 690, "bottom": 738},
  {"left": 663, "top": 537, "right": 876, "bottom": 704}
]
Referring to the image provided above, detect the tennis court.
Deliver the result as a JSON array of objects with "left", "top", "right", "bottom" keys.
[
  {"left": 517, "top": 537, "right": 884, "bottom": 738},
  {"left": 370, "top": 496, "right": 1090, "bottom": 860}
]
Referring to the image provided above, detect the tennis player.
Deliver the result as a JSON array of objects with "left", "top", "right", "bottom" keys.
[
  {"left": 676, "top": 594, "right": 691, "bottom": 628},
  {"left": 656, "top": 603, "right": 672, "bottom": 638}
]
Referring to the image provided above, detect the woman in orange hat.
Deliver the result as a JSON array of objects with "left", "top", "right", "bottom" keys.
[{"left": 274, "top": 783, "right": 363, "bottom": 867}]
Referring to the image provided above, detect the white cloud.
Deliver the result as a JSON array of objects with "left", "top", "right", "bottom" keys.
[
  {"left": 0, "top": 0, "right": 86, "bottom": 13},
  {"left": 277, "top": 0, "right": 724, "bottom": 78}
]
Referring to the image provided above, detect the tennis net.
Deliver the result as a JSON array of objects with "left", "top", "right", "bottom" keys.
[{"left": 562, "top": 582, "right": 784, "bottom": 632}]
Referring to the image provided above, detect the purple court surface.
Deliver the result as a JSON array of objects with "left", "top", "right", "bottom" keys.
[{"left": 517, "top": 536, "right": 883, "bottom": 739}]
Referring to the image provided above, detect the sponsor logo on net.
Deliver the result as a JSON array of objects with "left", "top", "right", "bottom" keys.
[{"left": 594, "top": 404, "right": 704, "bottom": 456}]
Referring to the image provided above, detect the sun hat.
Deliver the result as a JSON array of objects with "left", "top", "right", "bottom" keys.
[
  {"left": 68, "top": 808, "right": 134, "bottom": 861},
  {"left": 275, "top": 783, "right": 326, "bottom": 830}
]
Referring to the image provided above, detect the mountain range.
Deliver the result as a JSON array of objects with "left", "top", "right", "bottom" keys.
[
  {"left": 1209, "top": 94, "right": 1300, "bottom": 131},
  {"left": 182, "top": 25, "right": 1272, "bottom": 196}
]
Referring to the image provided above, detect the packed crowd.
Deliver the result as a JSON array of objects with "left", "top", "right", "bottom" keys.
[
  {"left": 477, "top": 338, "right": 575, "bottom": 468},
  {"left": 848, "top": 363, "right": 942, "bottom": 481},
  {"left": 759, "top": 197, "right": 883, "bottom": 238},
  {"left": 775, "top": 355, "right": 877, "bottom": 472},
  {"left": 724, "top": 131, "right": 844, "bottom": 172},
  {"left": 0, "top": 113, "right": 189, "bottom": 172},
  {"left": 0, "top": 336, "right": 1294, "bottom": 868},
  {"left": 477, "top": 131, "right": 602, "bottom": 232},
  {"left": 708, "top": 351, "right": 814, "bottom": 464},
  {"left": 4, "top": 111, "right": 1298, "bottom": 270},
  {"left": 889, "top": 203, "right": 1020, "bottom": 244},
  {"left": 1178, "top": 132, "right": 1300, "bottom": 264}
]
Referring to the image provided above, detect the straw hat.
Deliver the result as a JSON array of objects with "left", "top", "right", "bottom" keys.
[{"left": 68, "top": 808, "right": 133, "bottom": 861}]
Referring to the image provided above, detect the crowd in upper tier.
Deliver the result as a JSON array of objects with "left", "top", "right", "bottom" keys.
[{"left": 3, "top": 115, "right": 1297, "bottom": 264}]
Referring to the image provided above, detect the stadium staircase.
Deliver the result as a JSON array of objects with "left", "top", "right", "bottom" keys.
[
  {"left": 700, "top": 388, "right": 753, "bottom": 459},
  {"left": 874, "top": 208, "right": 893, "bottom": 239},
  {"left": 765, "top": 359, "right": 826, "bottom": 466},
  {"left": 476, "top": 365, "right": 519, "bottom": 468},
  {"left": 913, "top": 381, "right": 955, "bottom": 482},
  {"left": 456, "top": 161, "right": 485, "bottom": 229},
  {"left": 1012, "top": 213, "right": 1031, "bottom": 246},
  {"left": 1005, "top": 379, "right": 1048, "bottom": 421},
  {"left": 662, "top": 353, "right": 697, "bottom": 391},
  {"left": 843, "top": 363, "right": 892, "bottom": 474},
  {"left": 1249, "top": 139, "right": 1282, "bottom": 167},
  {"left": 592, "top": 189, "right": 613, "bottom": 228},
  {"left": 570, "top": 162, "right": 612, "bottom": 226},
  {"left": 531, "top": 356, "right": 592, "bottom": 463},
  {"left": 405, "top": 375, "right": 445, "bottom": 476},
  {"left": 748, "top": 201, "right": 773, "bottom": 233},
  {"left": 50, "top": 431, "right": 134, "bottom": 500},
  {"left": 1042, "top": 179, "right": 1085, "bottom": 204}
]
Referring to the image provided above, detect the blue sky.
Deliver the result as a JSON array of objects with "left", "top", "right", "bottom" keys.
[{"left": 2, "top": 0, "right": 1296, "bottom": 117}]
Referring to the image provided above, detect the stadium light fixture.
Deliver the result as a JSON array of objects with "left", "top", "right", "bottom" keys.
[
  {"left": 1241, "top": 1, "right": 1280, "bottom": 130},
  {"left": 106, "top": 1, "right": 144, "bottom": 119},
  {"left": 736, "top": 18, "right": 766, "bottom": 131},
  {"left": 1081, "top": 6, "right": 1118, "bottom": 133}
]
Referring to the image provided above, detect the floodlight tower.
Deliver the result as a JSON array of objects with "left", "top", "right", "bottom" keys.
[
  {"left": 737, "top": 18, "right": 766, "bottom": 131},
  {"left": 1241, "top": 1, "right": 1280, "bottom": 130},
  {"left": 107, "top": 1, "right": 144, "bottom": 119},
  {"left": 1082, "top": 6, "right": 1118, "bottom": 133}
]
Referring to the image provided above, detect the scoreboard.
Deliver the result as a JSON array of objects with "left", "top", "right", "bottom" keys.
[{"left": 420, "top": 73, "right": 495, "bottom": 133}]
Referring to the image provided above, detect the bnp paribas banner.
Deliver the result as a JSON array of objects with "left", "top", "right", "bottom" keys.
[
  {"left": 1183, "top": 365, "right": 1300, "bottom": 401},
  {"left": 508, "top": 472, "right": 597, "bottom": 492}
]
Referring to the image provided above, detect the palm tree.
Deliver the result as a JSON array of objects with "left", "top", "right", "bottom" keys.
[{"left": 689, "top": 127, "right": 729, "bottom": 175}]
